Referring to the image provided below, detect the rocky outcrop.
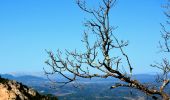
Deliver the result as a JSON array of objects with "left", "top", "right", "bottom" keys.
[{"left": 0, "top": 77, "right": 57, "bottom": 100}]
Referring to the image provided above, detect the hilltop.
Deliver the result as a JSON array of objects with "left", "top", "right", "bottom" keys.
[{"left": 0, "top": 76, "right": 57, "bottom": 100}]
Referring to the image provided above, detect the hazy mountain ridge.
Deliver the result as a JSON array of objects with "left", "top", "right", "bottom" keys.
[{"left": 0, "top": 73, "right": 161, "bottom": 100}]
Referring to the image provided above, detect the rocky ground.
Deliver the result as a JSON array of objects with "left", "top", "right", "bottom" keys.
[{"left": 0, "top": 76, "right": 57, "bottom": 100}]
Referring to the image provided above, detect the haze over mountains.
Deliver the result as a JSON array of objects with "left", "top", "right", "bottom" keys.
[{"left": 0, "top": 72, "right": 165, "bottom": 100}]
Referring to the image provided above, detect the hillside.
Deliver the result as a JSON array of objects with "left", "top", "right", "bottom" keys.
[{"left": 0, "top": 76, "right": 57, "bottom": 100}]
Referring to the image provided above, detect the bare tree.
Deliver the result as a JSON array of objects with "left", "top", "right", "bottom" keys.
[
  {"left": 44, "top": 0, "right": 170, "bottom": 99},
  {"left": 159, "top": 1, "right": 170, "bottom": 53},
  {"left": 151, "top": 0, "right": 170, "bottom": 99}
]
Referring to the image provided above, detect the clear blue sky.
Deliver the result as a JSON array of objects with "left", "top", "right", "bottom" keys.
[{"left": 0, "top": 0, "right": 167, "bottom": 74}]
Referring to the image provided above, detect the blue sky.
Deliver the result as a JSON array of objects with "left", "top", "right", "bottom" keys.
[{"left": 0, "top": 0, "right": 167, "bottom": 74}]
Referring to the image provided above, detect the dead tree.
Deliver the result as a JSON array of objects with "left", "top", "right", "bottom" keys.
[
  {"left": 159, "top": 0, "right": 170, "bottom": 53},
  {"left": 151, "top": 0, "right": 170, "bottom": 99},
  {"left": 44, "top": 0, "right": 170, "bottom": 99}
]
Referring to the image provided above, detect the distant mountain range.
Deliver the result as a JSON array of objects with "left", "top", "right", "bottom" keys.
[
  {"left": 0, "top": 73, "right": 166, "bottom": 100},
  {"left": 0, "top": 73, "right": 157, "bottom": 83},
  {"left": 0, "top": 73, "right": 47, "bottom": 81},
  {"left": 5, "top": 71, "right": 46, "bottom": 77}
]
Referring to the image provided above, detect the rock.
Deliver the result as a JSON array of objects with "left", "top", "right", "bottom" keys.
[{"left": 0, "top": 77, "right": 57, "bottom": 100}]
